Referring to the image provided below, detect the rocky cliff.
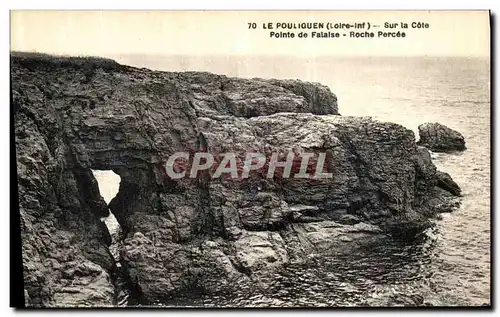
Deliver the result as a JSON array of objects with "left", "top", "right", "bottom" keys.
[
  {"left": 12, "top": 52, "right": 460, "bottom": 307},
  {"left": 417, "top": 122, "right": 467, "bottom": 153}
]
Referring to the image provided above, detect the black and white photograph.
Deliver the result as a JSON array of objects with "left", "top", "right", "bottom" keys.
[{"left": 9, "top": 10, "right": 491, "bottom": 308}]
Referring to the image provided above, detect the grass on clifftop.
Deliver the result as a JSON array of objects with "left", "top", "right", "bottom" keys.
[{"left": 11, "top": 51, "right": 122, "bottom": 71}]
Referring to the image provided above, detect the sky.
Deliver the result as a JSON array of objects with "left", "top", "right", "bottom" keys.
[{"left": 10, "top": 10, "right": 490, "bottom": 57}]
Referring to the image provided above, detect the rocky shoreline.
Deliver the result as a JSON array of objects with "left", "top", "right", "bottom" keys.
[{"left": 12, "top": 52, "right": 462, "bottom": 307}]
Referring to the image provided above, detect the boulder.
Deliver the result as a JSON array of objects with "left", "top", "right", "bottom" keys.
[
  {"left": 436, "top": 171, "right": 462, "bottom": 197},
  {"left": 11, "top": 52, "right": 462, "bottom": 306},
  {"left": 417, "top": 122, "right": 466, "bottom": 152}
]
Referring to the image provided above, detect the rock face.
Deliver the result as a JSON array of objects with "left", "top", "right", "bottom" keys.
[
  {"left": 12, "top": 52, "right": 461, "bottom": 307},
  {"left": 417, "top": 122, "right": 466, "bottom": 152}
]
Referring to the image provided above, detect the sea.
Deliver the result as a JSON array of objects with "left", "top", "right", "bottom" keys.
[{"left": 94, "top": 55, "right": 491, "bottom": 306}]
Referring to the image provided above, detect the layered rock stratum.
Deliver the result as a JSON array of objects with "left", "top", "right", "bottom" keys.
[{"left": 12, "top": 52, "right": 461, "bottom": 307}]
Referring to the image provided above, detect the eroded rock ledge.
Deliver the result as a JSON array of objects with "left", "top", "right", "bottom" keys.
[{"left": 12, "top": 52, "right": 460, "bottom": 307}]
